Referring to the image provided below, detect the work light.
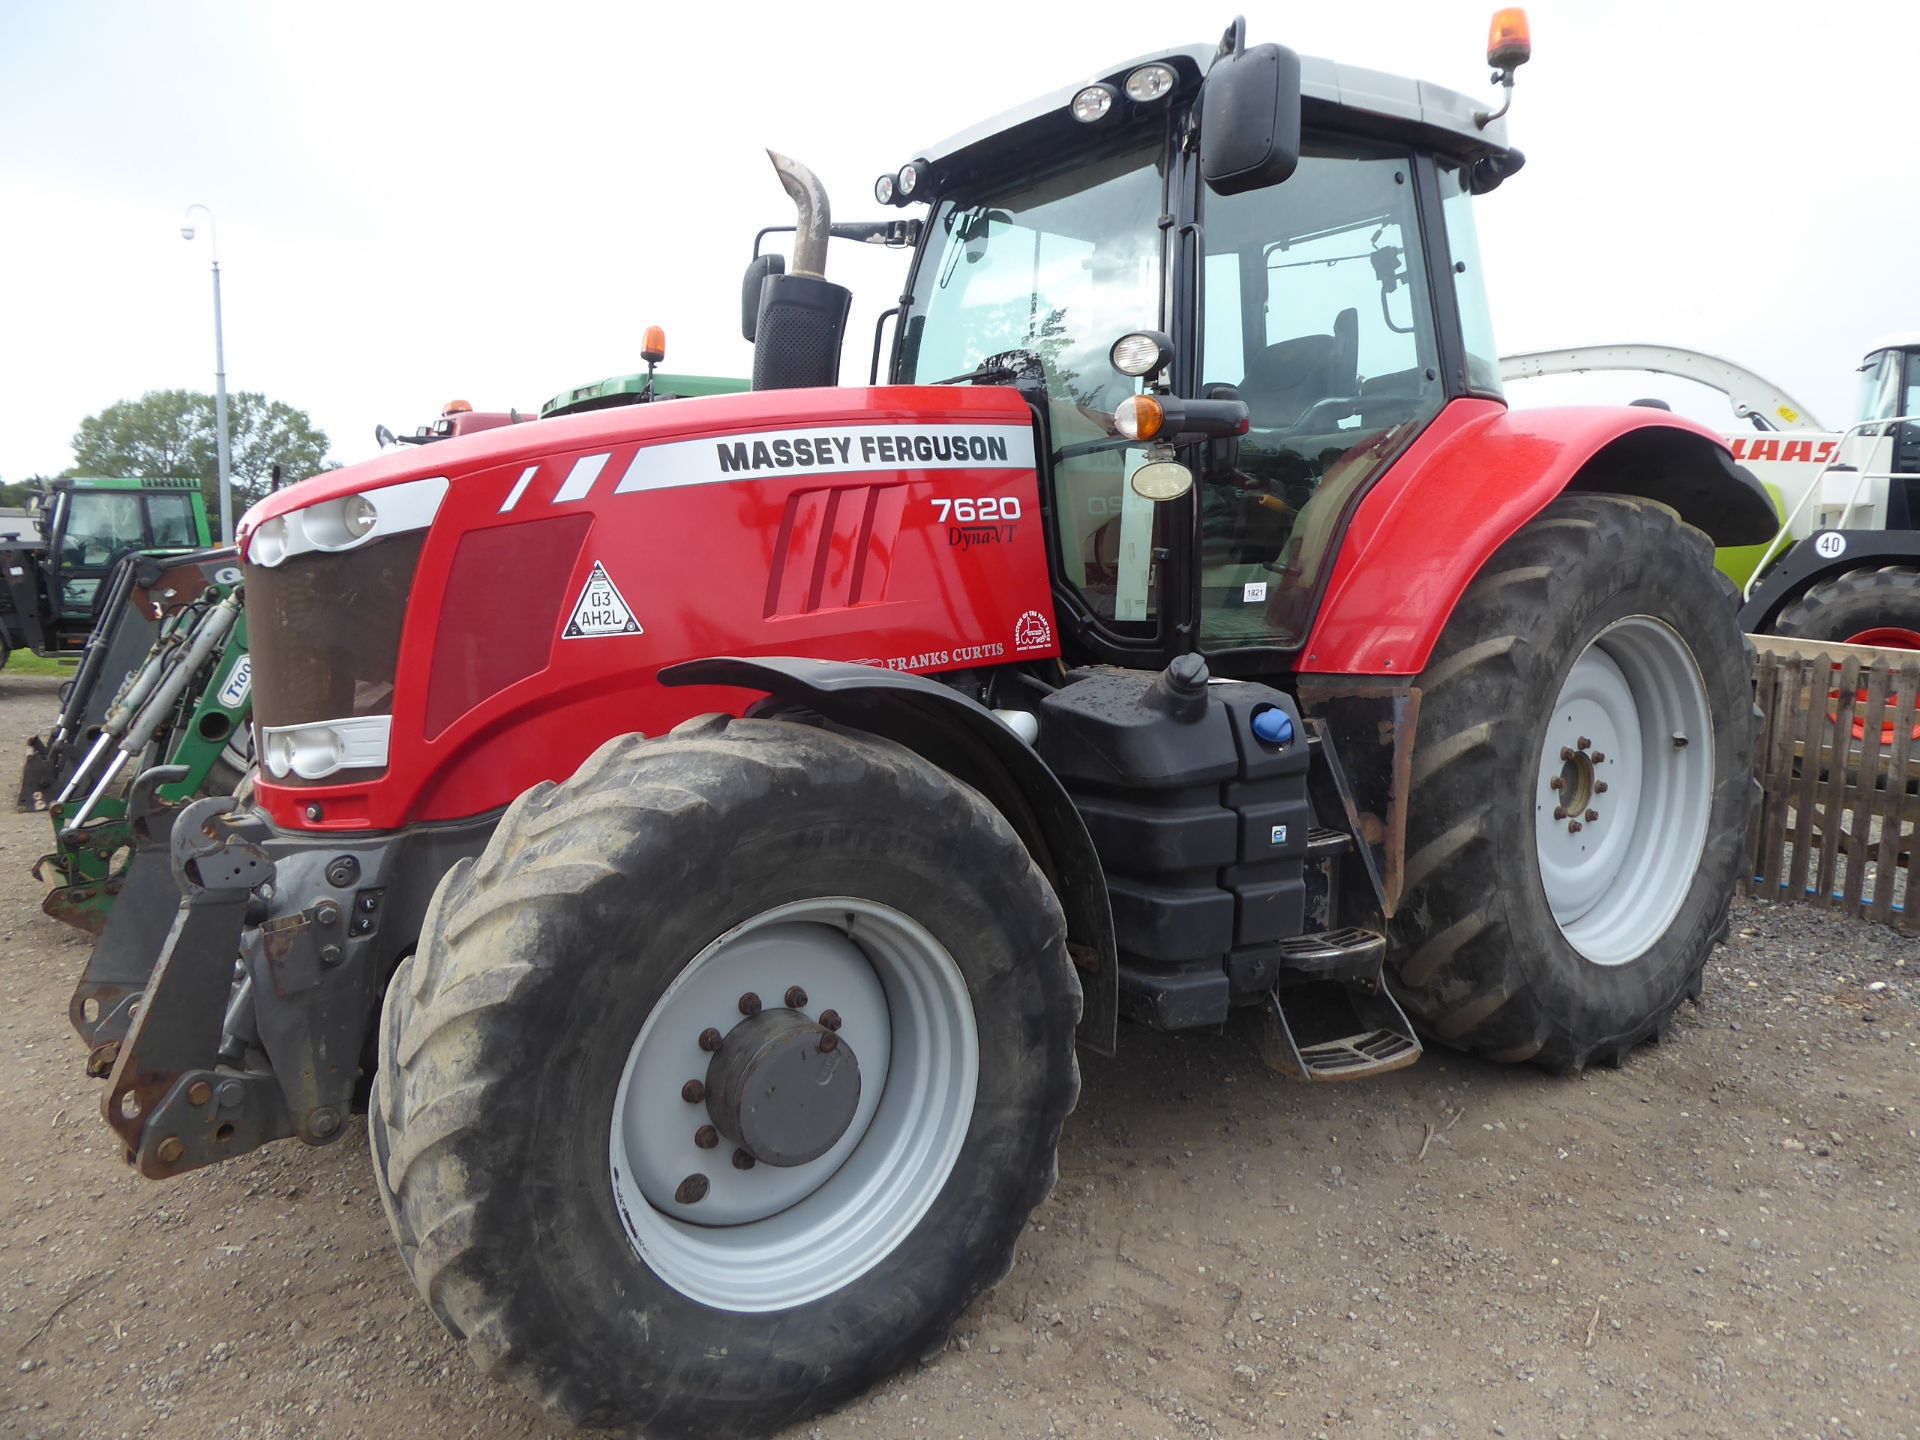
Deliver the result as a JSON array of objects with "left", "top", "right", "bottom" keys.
[
  {"left": 873, "top": 173, "right": 896, "bottom": 205},
  {"left": 1070, "top": 84, "right": 1116, "bottom": 123},
  {"left": 1110, "top": 330, "right": 1172, "bottom": 378},
  {"left": 1124, "top": 64, "right": 1176, "bottom": 102}
]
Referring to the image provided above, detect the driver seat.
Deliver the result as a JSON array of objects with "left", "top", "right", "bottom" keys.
[{"left": 1240, "top": 308, "right": 1359, "bottom": 429}]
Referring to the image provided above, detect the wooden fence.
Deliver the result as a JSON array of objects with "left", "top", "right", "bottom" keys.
[{"left": 1746, "top": 635, "right": 1920, "bottom": 932}]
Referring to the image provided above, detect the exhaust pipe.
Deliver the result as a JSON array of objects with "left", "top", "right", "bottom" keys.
[
  {"left": 768, "top": 151, "right": 830, "bottom": 279},
  {"left": 749, "top": 153, "right": 852, "bottom": 391}
]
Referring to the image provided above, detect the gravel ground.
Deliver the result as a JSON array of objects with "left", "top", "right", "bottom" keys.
[{"left": 0, "top": 674, "right": 1915, "bottom": 1440}]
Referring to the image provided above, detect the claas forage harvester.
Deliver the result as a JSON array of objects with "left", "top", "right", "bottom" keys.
[{"left": 74, "top": 14, "right": 1772, "bottom": 1436}]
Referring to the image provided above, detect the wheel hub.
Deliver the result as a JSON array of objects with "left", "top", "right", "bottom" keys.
[{"left": 704, "top": 1007, "right": 861, "bottom": 1167}]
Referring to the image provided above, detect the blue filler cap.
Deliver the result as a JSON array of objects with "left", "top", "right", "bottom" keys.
[{"left": 1251, "top": 707, "right": 1295, "bottom": 747}]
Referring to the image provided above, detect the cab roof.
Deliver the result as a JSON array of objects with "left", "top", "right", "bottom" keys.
[{"left": 917, "top": 42, "right": 1509, "bottom": 177}]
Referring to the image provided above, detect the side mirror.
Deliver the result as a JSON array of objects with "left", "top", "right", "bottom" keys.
[
  {"left": 740, "top": 253, "right": 785, "bottom": 343},
  {"left": 1199, "top": 22, "right": 1302, "bottom": 196}
]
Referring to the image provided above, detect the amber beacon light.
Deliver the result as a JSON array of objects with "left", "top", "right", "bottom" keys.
[{"left": 1487, "top": 8, "right": 1532, "bottom": 71}]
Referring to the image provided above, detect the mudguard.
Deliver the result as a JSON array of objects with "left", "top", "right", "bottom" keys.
[
  {"left": 663, "top": 655, "right": 1119, "bottom": 1055},
  {"left": 1737, "top": 529, "right": 1920, "bottom": 632},
  {"left": 1301, "top": 401, "right": 1778, "bottom": 675}
]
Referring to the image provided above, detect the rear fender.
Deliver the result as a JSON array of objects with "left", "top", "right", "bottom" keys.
[
  {"left": 663, "top": 656, "right": 1118, "bottom": 1055},
  {"left": 1738, "top": 529, "right": 1920, "bottom": 632},
  {"left": 1301, "top": 402, "right": 1777, "bottom": 675}
]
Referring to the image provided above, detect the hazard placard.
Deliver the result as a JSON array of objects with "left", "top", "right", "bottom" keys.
[{"left": 562, "top": 562, "right": 643, "bottom": 639}]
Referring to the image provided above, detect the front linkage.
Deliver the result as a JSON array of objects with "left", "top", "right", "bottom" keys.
[{"left": 87, "top": 792, "right": 493, "bottom": 1177}]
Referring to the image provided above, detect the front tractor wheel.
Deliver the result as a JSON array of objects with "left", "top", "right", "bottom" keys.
[
  {"left": 370, "top": 718, "right": 1080, "bottom": 1437},
  {"left": 1389, "top": 495, "right": 1755, "bottom": 1071},
  {"left": 1772, "top": 564, "right": 1920, "bottom": 650}
]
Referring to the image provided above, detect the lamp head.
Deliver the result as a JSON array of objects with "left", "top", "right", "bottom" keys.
[{"left": 180, "top": 225, "right": 196, "bottom": 240}]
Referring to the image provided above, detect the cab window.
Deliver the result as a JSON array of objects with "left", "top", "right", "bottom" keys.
[
  {"left": 1198, "top": 139, "right": 1443, "bottom": 648},
  {"left": 147, "top": 492, "right": 198, "bottom": 548},
  {"left": 61, "top": 492, "right": 144, "bottom": 568},
  {"left": 901, "top": 138, "right": 1169, "bottom": 632}
]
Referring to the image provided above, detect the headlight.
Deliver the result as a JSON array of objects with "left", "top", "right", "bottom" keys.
[
  {"left": 342, "top": 493, "right": 378, "bottom": 537},
  {"left": 1110, "top": 330, "right": 1173, "bottom": 378},
  {"left": 264, "top": 729, "right": 295, "bottom": 778},
  {"left": 895, "top": 160, "right": 923, "bottom": 198},
  {"left": 243, "top": 476, "right": 448, "bottom": 569},
  {"left": 873, "top": 172, "right": 896, "bottom": 205},
  {"left": 1070, "top": 84, "right": 1116, "bottom": 123},
  {"left": 1124, "top": 64, "right": 1177, "bottom": 102},
  {"left": 249, "top": 516, "right": 289, "bottom": 568}
]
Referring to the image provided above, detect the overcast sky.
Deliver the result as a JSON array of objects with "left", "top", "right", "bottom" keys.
[{"left": 3, "top": 0, "right": 1915, "bottom": 482}]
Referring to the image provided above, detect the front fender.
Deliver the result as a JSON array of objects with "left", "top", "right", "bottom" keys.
[
  {"left": 1301, "top": 401, "right": 1777, "bottom": 675},
  {"left": 662, "top": 656, "right": 1119, "bottom": 1055}
]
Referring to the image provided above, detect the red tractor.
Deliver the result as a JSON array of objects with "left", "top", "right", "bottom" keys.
[{"left": 82, "top": 15, "right": 1772, "bottom": 1437}]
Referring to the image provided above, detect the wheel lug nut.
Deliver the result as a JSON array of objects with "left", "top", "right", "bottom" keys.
[
  {"left": 818, "top": 1032, "right": 840, "bottom": 1054},
  {"left": 1549, "top": 776, "right": 1564, "bottom": 791},
  {"left": 698, "top": 1027, "right": 724, "bottom": 1053},
  {"left": 784, "top": 986, "right": 808, "bottom": 1009},
  {"left": 1553, "top": 806, "right": 1567, "bottom": 820},
  {"left": 1585, "top": 809, "right": 1599, "bottom": 822},
  {"left": 1577, "top": 736, "right": 1592, "bottom": 750},
  {"left": 1595, "top": 781, "right": 1608, "bottom": 794},
  {"left": 820, "top": 1009, "right": 842, "bottom": 1032},
  {"left": 732, "top": 1149, "right": 755, "bottom": 1171},
  {"left": 738, "top": 992, "right": 762, "bottom": 1017},
  {"left": 1591, "top": 751, "right": 1605, "bottom": 763},
  {"left": 695, "top": 1125, "right": 719, "bottom": 1149},
  {"left": 1568, "top": 820, "right": 1583, "bottom": 833},
  {"left": 675, "top": 1174, "right": 710, "bottom": 1205},
  {"left": 681, "top": 1079, "right": 705, "bottom": 1104},
  {"left": 1560, "top": 747, "right": 1575, "bottom": 761}
]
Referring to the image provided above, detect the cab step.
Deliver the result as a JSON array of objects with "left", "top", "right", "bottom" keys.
[
  {"left": 1305, "top": 825, "right": 1352, "bottom": 859},
  {"left": 1260, "top": 932, "right": 1422, "bottom": 1083}
]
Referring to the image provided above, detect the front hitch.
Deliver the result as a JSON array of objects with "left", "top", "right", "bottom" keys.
[{"left": 100, "top": 794, "right": 288, "bottom": 1178}]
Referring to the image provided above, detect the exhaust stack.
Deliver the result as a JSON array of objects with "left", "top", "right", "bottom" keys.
[
  {"left": 768, "top": 150, "right": 830, "bottom": 279},
  {"left": 749, "top": 152, "right": 852, "bottom": 391}
]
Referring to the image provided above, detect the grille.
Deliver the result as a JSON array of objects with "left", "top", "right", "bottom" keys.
[{"left": 248, "top": 532, "right": 426, "bottom": 733}]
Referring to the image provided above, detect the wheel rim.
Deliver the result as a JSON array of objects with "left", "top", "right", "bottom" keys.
[
  {"left": 1533, "top": 616, "right": 1713, "bottom": 967},
  {"left": 608, "top": 897, "right": 978, "bottom": 1312},
  {"left": 1841, "top": 625, "right": 1920, "bottom": 650}
]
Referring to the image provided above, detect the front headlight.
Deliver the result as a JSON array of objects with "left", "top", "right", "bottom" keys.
[
  {"left": 249, "top": 516, "right": 289, "bottom": 568},
  {"left": 245, "top": 476, "right": 448, "bottom": 569}
]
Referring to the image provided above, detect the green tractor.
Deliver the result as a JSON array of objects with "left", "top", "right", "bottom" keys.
[{"left": 0, "top": 476, "right": 213, "bottom": 665}]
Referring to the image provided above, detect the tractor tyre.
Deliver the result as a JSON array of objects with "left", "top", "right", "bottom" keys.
[
  {"left": 1771, "top": 564, "right": 1920, "bottom": 650},
  {"left": 1387, "top": 494, "right": 1755, "bottom": 1071},
  {"left": 369, "top": 715, "right": 1081, "bottom": 1438}
]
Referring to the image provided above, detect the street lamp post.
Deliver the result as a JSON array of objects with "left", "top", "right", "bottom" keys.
[{"left": 180, "top": 203, "right": 233, "bottom": 543}]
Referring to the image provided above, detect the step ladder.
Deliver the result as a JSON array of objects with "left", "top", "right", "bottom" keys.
[{"left": 1260, "top": 926, "right": 1422, "bottom": 1082}]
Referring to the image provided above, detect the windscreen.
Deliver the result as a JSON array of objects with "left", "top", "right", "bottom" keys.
[{"left": 900, "top": 136, "right": 1170, "bottom": 631}]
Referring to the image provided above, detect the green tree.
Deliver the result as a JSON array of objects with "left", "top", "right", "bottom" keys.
[{"left": 69, "top": 389, "right": 337, "bottom": 516}]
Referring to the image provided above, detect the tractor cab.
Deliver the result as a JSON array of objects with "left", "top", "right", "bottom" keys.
[
  {"left": 0, "top": 476, "right": 211, "bottom": 658},
  {"left": 1853, "top": 335, "right": 1920, "bottom": 529},
  {"left": 774, "top": 22, "right": 1525, "bottom": 672}
]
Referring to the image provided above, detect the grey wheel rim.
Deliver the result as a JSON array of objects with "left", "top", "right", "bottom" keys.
[
  {"left": 608, "top": 897, "right": 978, "bottom": 1312},
  {"left": 1533, "top": 615, "right": 1714, "bottom": 966}
]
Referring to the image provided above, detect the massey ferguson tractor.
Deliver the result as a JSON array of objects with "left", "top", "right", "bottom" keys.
[{"left": 73, "top": 14, "right": 1774, "bottom": 1436}]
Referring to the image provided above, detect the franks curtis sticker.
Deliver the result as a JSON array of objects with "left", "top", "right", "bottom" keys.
[{"left": 563, "top": 562, "right": 643, "bottom": 639}]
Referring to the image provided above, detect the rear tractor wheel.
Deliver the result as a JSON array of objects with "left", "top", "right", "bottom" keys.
[
  {"left": 370, "top": 716, "right": 1081, "bottom": 1437},
  {"left": 1389, "top": 494, "right": 1755, "bottom": 1071}
]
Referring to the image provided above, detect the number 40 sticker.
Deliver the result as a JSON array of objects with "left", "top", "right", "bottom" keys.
[{"left": 1814, "top": 532, "right": 1847, "bottom": 558}]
